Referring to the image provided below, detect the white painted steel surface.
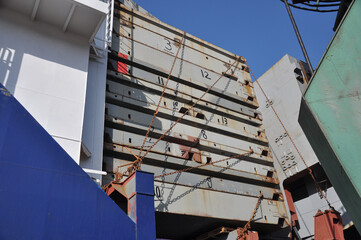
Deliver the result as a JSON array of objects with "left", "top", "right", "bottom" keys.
[
  {"left": 254, "top": 55, "right": 317, "bottom": 178},
  {"left": 254, "top": 54, "right": 350, "bottom": 238},
  {"left": 80, "top": 16, "right": 108, "bottom": 182},
  {"left": 0, "top": 8, "right": 91, "bottom": 162},
  {"left": 102, "top": 2, "right": 288, "bottom": 235},
  {"left": 0, "top": 0, "right": 107, "bottom": 42}
]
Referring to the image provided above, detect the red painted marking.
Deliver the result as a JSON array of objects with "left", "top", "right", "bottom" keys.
[{"left": 117, "top": 53, "right": 128, "bottom": 74}]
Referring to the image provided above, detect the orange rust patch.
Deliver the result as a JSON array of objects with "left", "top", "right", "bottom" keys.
[{"left": 173, "top": 37, "right": 181, "bottom": 47}]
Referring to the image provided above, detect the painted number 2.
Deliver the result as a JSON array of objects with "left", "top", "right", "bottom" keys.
[{"left": 200, "top": 69, "right": 211, "bottom": 80}]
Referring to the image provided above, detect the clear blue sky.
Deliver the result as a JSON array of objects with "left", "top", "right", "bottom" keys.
[{"left": 133, "top": 0, "right": 337, "bottom": 78}]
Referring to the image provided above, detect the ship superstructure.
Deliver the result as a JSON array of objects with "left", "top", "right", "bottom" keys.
[
  {"left": 0, "top": 0, "right": 359, "bottom": 239},
  {"left": 101, "top": 1, "right": 288, "bottom": 238}
]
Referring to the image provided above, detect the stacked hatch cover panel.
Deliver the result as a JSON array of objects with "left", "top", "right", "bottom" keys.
[{"left": 103, "top": 1, "right": 288, "bottom": 238}]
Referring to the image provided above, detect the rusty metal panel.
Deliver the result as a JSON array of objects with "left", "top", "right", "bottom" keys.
[
  {"left": 152, "top": 182, "right": 284, "bottom": 224},
  {"left": 104, "top": 115, "right": 271, "bottom": 165},
  {"left": 103, "top": 1, "right": 288, "bottom": 237},
  {"left": 104, "top": 127, "right": 273, "bottom": 174},
  {"left": 103, "top": 157, "right": 281, "bottom": 199},
  {"left": 106, "top": 70, "right": 262, "bottom": 121},
  {"left": 111, "top": 4, "right": 257, "bottom": 108}
]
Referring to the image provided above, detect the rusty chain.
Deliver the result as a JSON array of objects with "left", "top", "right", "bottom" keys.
[
  {"left": 154, "top": 149, "right": 253, "bottom": 179},
  {"left": 136, "top": 31, "right": 186, "bottom": 164},
  {"left": 236, "top": 193, "right": 263, "bottom": 240},
  {"left": 136, "top": 56, "right": 242, "bottom": 165},
  {"left": 112, "top": 10, "right": 245, "bottom": 181},
  {"left": 115, "top": 55, "right": 242, "bottom": 180},
  {"left": 248, "top": 63, "right": 332, "bottom": 208}
]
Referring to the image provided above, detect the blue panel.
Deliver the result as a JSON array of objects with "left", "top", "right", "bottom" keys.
[
  {"left": 135, "top": 171, "right": 154, "bottom": 196},
  {"left": 0, "top": 84, "right": 136, "bottom": 240},
  {"left": 134, "top": 172, "right": 156, "bottom": 240}
]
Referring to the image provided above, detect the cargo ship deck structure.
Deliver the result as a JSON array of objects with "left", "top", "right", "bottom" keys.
[
  {"left": 2, "top": 0, "right": 359, "bottom": 239},
  {"left": 101, "top": 1, "right": 289, "bottom": 238},
  {"left": 299, "top": 0, "right": 361, "bottom": 236}
]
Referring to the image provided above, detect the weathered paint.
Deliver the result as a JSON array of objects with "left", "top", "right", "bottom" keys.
[
  {"left": 300, "top": 0, "right": 361, "bottom": 234},
  {"left": 104, "top": 1, "right": 288, "bottom": 237},
  {"left": 314, "top": 210, "right": 344, "bottom": 240}
]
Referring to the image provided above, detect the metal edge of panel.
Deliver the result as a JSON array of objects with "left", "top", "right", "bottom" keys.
[
  {"left": 302, "top": 0, "right": 356, "bottom": 94},
  {"left": 299, "top": 97, "right": 361, "bottom": 234},
  {"left": 105, "top": 70, "right": 262, "bottom": 123},
  {"left": 113, "top": 2, "right": 246, "bottom": 63},
  {"left": 105, "top": 71, "right": 263, "bottom": 128}
]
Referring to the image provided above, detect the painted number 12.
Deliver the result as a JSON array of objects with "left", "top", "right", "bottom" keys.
[{"left": 200, "top": 69, "right": 211, "bottom": 80}]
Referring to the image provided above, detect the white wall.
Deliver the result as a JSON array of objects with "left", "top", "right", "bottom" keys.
[
  {"left": 254, "top": 54, "right": 318, "bottom": 180},
  {"left": 254, "top": 54, "right": 350, "bottom": 238},
  {"left": 80, "top": 17, "right": 108, "bottom": 184},
  {"left": 0, "top": 8, "right": 90, "bottom": 163}
]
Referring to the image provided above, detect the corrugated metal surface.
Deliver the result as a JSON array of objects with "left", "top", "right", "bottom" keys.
[
  {"left": 103, "top": 1, "right": 288, "bottom": 238},
  {"left": 300, "top": 0, "right": 361, "bottom": 235}
]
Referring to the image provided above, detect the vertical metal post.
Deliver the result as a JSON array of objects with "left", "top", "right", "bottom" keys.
[{"left": 283, "top": 0, "right": 314, "bottom": 74}]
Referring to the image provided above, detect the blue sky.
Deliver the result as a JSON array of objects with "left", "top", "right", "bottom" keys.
[{"left": 133, "top": 0, "right": 338, "bottom": 78}]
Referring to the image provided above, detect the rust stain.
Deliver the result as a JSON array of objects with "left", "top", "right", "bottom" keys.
[
  {"left": 224, "top": 62, "right": 231, "bottom": 69},
  {"left": 244, "top": 82, "right": 253, "bottom": 97},
  {"left": 173, "top": 132, "right": 202, "bottom": 163},
  {"left": 255, "top": 113, "right": 263, "bottom": 121},
  {"left": 173, "top": 37, "right": 181, "bottom": 47},
  {"left": 118, "top": 13, "right": 133, "bottom": 27}
]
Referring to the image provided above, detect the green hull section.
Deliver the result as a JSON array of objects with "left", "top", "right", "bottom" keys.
[{"left": 300, "top": 0, "right": 361, "bottom": 234}]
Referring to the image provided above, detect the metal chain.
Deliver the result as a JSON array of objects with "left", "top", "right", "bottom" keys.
[
  {"left": 112, "top": 9, "right": 246, "bottom": 73},
  {"left": 236, "top": 193, "right": 263, "bottom": 240},
  {"left": 135, "top": 31, "right": 186, "bottom": 166},
  {"left": 154, "top": 149, "right": 253, "bottom": 179},
  {"left": 113, "top": 9, "right": 243, "bottom": 180},
  {"left": 137, "top": 56, "right": 242, "bottom": 165},
  {"left": 248, "top": 63, "right": 332, "bottom": 208},
  {"left": 115, "top": 56, "right": 241, "bottom": 179}
]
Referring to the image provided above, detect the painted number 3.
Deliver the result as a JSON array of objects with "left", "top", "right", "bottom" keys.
[{"left": 164, "top": 38, "right": 172, "bottom": 51}]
